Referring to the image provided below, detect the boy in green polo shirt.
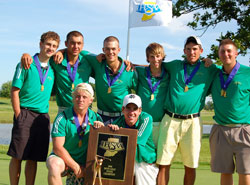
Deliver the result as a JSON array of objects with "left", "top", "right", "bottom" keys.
[
  {"left": 20, "top": 31, "right": 93, "bottom": 113},
  {"left": 84, "top": 36, "right": 137, "bottom": 125},
  {"left": 7, "top": 31, "right": 60, "bottom": 185},
  {"left": 95, "top": 94, "right": 158, "bottom": 185},
  {"left": 47, "top": 83, "right": 103, "bottom": 185},
  {"left": 157, "top": 36, "right": 218, "bottom": 185},
  {"left": 210, "top": 39, "right": 250, "bottom": 185},
  {"left": 136, "top": 42, "right": 169, "bottom": 146}
]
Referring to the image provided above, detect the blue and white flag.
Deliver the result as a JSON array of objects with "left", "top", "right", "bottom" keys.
[{"left": 129, "top": 0, "right": 172, "bottom": 28}]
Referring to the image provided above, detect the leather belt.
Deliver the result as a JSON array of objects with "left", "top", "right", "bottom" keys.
[{"left": 165, "top": 110, "right": 200, "bottom": 120}]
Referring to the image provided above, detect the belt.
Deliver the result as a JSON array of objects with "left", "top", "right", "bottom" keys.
[
  {"left": 215, "top": 122, "right": 245, "bottom": 128},
  {"left": 97, "top": 109, "right": 122, "bottom": 117},
  {"left": 165, "top": 110, "right": 200, "bottom": 120}
]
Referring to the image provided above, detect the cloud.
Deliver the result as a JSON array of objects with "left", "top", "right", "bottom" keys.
[
  {"left": 160, "top": 42, "right": 182, "bottom": 51},
  {"left": 165, "top": 13, "right": 194, "bottom": 34}
]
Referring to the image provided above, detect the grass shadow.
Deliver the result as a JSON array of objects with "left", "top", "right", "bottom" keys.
[{"left": 0, "top": 102, "right": 8, "bottom": 105}]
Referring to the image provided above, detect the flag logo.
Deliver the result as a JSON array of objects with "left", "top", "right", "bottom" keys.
[
  {"left": 136, "top": 2, "right": 162, "bottom": 21},
  {"left": 129, "top": 0, "right": 172, "bottom": 28}
]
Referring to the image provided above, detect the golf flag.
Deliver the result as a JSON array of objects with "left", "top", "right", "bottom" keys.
[{"left": 129, "top": 0, "right": 172, "bottom": 28}]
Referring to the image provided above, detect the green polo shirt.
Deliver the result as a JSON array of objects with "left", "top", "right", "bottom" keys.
[
  {"left": 135, "top": 66, "right": 169, "bottom": 122},
  {"left": 85, "top": 54, "right": 137, "bottom": 112},
  {"left": 112, "top": 112, "right": 156, "bottom": 163},
  {"left": 51, "top": 50, "right": 92, "bottom": 108},
  {"left": 163, "top": 59, "right": 217, "bottom": 114},
  {"left": 12, "top": 57, "right": 54, "bottom": 113},
  {"left": 211, "top": 64, "right": 250, "bottom": 125},
  {"left": 51, "top": 107, "right": 102, "bottom": 165}
]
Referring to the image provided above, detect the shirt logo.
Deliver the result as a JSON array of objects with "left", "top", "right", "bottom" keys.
[
  {"left": 136, "top": 2, "right": 162, "bottom": 21},
  {"left": 234, "top": 81, "right": 242, "bottom": 85}
]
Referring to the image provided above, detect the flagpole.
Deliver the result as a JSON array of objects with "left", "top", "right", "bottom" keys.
[{"left": 126, "top": 0, "right": 132, "bottom": 61}]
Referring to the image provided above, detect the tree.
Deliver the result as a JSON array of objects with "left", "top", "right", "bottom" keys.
[
  {"left": 173, "top": 0, "right": 250, "bottom": 63},
  {"left": 0, "top": 81, "right": 12, "bottom": 98}
]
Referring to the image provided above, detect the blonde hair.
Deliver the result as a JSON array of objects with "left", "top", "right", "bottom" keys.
[
  {"left": 146, "top": 43, "right": 166, "bottom": 63},
  {"left": 72, "top": 83, "right": 93, "bottom": 100}
]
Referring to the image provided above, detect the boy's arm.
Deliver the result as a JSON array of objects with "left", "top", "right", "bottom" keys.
[
  {"left": 11, "top": 87, "right": 21, "bottom": 119},
  {"left": 21, "top": 53, "right": 33, "bottom": 69}
]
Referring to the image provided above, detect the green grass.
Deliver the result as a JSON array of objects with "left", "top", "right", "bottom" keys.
[
  {"left": 0, "top": 136, "right": 240, "bottom": 185},
  {"left": 0, "top": 97, "right": 98, "bottom": 123},
  {"left": 1, "top": 97, "right": 239, "bottom": 184},
  {"left": 0, "top": 97, "right": 213, "bottom": 124},
  {"left": 200, "top": 110, "right": 214, "bottom": 125}
]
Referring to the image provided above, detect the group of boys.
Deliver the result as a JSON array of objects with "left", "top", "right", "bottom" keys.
[{"left": 7, "top": 30, "right": 250, "bottom": 185}]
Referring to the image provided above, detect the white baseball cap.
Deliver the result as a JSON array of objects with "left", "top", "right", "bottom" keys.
[
  {"left": 184, "top": 36, "right": 202, "bottom": 47},
  {"left": 75, "top": 83, "right": 94, "bottom": 97},
  {"left": 123, "top": 94, "right": 142, "bottom": 108}
]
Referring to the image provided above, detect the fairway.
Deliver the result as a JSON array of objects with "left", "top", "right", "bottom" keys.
[{"left": 0, "top": 136, "right": 239, "bottom": 185}]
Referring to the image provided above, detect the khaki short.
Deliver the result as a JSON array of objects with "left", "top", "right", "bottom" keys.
[
  {"left": 157, "top": 114, "right": 202, "bottom": 168},
  {"left": 210, "top": 124, "right": 250, "bottom": 174}
]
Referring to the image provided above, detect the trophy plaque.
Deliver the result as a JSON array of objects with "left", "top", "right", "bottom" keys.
[{"left": 84, "top": 126, "right": 137, "bottom": 185}]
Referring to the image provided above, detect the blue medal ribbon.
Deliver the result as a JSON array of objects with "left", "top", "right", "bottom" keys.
[
  {"left": 66, "top": 55, "right": 79, "bottom": 89},
  {"left": 184, "top": 61, "right": 201, "bottom": 91},
  {"left": 146, "top": 67, "right": 166, "bottom": 100},
  {"left": 105, "top": 62, "right": 125, "bottom": 93},
  {"left": 34, "top": 54, "right": 50, "bottom": 91},
  {"left": 72, "top": 108, "right": 89, "bottom": 140},
  {"left": 219, "top": 62, "right": 240, "bottom": 97}
]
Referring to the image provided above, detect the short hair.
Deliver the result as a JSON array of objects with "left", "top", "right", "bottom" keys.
[
  {"left": 72, "top": 83, "right": 94, "bottom": 101},
  {"left": 66, "top": 31, "right": 83, "bottom": 42},
  {"left": 40, "top": 31, "right": 60, "bottom": 45},
  {"left": 146, "top": 42, "right": 166, "bottom": 62},
  {"left": 219, "top": 39, "right": 238, "bottom": 50},
  {"left": 103, "top": 36, "right": 119, "bottom": 46}
]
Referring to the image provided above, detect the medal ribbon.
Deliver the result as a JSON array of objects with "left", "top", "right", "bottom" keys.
[
  {"left": 34, "top": 54, "right": 50, "bottom": 88},
  {"left": 66, "top": 55, "right": 79, "bottom": 84},
  {"left": 72, "top": 108, "right": 89, "bottom": 140},
  {"left": 146, "top": 67, "right": 166, "bottom": 94},
  {"left": 184, "top": 61, "right": 201, "bottom": 86},
  {"left": 105, "top": 62, "right": 125, "bottom": 88},
  {"left": 219, "top": 62, "right": 240, "bottom": 90}
]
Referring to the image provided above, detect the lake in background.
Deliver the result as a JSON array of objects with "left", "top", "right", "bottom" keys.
[{"left": 0, "top": 124, "right": 213, "bottom": 145}]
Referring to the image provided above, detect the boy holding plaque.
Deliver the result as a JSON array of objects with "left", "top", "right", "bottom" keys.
[
  {"left": 209, "top": 39, "right": 250, "bottom": 185},
  {"left": 47, "top": 83, "right": 103, "bottom": 185},
  {"left": 95, "top": 94, "right": 158, "bottom": 185},
  {"left": 7, "top": 31, "right": 60, "bottom": 185}
]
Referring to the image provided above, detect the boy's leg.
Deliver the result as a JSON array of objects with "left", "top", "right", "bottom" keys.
[
  {"left": 9, "top": 157, "right": 22, "bottom": 185},
  {"left": 25, "top": 160, "right": 37, "bottom": 185}
]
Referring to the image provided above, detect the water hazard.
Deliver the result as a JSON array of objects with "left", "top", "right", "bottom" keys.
[{"left": 0, "top": 124, "right": 213, "bottom": 145}]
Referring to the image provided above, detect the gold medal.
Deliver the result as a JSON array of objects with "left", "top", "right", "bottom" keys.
[
  {"left": 150, "top": 94, "right": 154, "bottom": 101},
  {"left": 78, "top": 140, "right": 82, "bottom": 147},
  {"left": 184, "top": 85, "right": 188, "bottom": 92},
  {"left": 41, "top": 85, "right": 44, "bottom": 91},
  {"left": 221, "top": 89, "right": 227, "bottom": 97},
  {"left": 72, "top": 83, "right": 74, "bottom": 90},
  {"left": 107, "top": 87, "right": 112, "bottom": 93},
  {"left": 221, "top": 89, "right": 224, "bottom": 96}
]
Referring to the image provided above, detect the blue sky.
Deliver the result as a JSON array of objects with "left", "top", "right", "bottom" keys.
[{"left": 0, "top": 0, "right": 249, "bottom": 86}]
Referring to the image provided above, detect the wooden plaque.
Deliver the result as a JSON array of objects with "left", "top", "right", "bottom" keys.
[{"left": 84, "top": 126, "right": 138, "bottom": 185}]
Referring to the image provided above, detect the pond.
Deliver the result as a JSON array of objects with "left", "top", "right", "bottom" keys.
[{"left": 0, "top": 124, "right": 213, "bottom": 145}]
